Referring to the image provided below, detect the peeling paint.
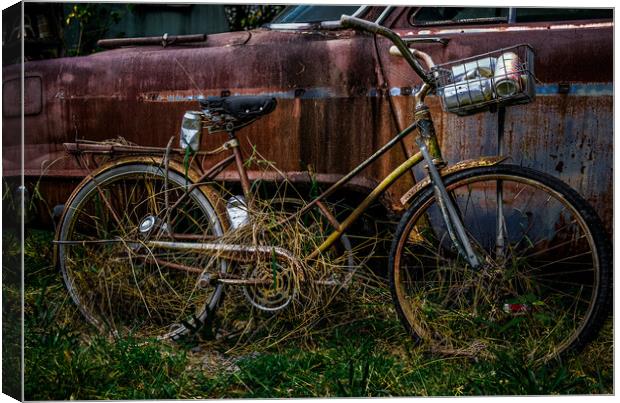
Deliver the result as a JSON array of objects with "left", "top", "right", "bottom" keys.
[{"left": 535, "top": 83, "right": 613, "bottom": 96}]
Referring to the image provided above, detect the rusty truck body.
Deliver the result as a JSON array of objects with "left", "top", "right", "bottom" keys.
[{"left": 2, "top": 5, "right": 613, "bottom": 232}]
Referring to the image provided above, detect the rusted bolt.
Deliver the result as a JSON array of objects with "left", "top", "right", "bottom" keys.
[{"left": 198, "top": 273, "right": 219, "bottom": 288}]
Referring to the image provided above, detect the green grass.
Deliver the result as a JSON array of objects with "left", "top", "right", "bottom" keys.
[
  {"left": 14, "top": 229, "right": 614, "bottom": 399},
  {"left": 2, "top": 223, "right": 22, "bottom": 399},
  {"left": 26, "top": 331, "right": 194, "bottom": 400}
]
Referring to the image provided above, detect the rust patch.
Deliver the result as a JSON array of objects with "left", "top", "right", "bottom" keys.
[{"left": 399, "top": 156, "right": 507, "bottom": 206}]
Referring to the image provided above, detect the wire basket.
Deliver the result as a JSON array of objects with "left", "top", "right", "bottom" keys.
[{"left": 432, "top": 44, "right": 536, "bottom": 116}]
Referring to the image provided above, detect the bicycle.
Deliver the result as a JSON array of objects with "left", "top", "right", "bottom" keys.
[{"left": 55, "top": 15, "right": 612, "bottom": 362}]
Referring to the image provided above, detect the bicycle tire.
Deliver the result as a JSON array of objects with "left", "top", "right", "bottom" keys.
[
  {"left": 58, "top": 162, "right": 228, "bottom": 339},
  {"left": 389, "top": 164, "right": 611, "bottom": 362}
]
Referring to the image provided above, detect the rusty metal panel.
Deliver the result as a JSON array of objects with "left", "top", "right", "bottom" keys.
[
  {"left": 3, "top": 9, "right": 613, "bottom": 237},
  {"left": 379, "top": 13, "right": 613, "bottom": 232},
  {"left": 9, "top": 30, "right": 387, "bottom": 177}
]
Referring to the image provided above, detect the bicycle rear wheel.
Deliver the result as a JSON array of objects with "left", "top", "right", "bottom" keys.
[
  {"left": 389, "top": 165, "right": 611, "bottom": 362},
  {"left": 57, "top": 162, "right": 227, "bottom": 339}
]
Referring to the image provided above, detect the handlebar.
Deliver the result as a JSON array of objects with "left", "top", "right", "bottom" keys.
[{"left": 340, "top": 15, "right": 434, "bottom": 87}]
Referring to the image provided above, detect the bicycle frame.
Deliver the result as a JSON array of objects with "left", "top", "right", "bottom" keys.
[
  {"left": 172, "top": 84, "right": 482, "bottom": 268},
  {"left": 60, "top": 83, "right": 487, "bottom": 272},
  {"left": 53, "top": 14, "right": 611, "bottom": 360}
]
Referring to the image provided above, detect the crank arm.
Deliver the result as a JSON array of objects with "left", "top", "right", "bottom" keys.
[
  {"left": 216, "top": 277, "right": 272, "bottom": 286},
  {"left": 204, "top": 275, "right": 349, "bottom": 287}
]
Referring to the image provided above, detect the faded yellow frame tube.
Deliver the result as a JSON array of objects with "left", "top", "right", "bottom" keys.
[{"left": 305, "top": 149, "right": 424, "bottom": 261}]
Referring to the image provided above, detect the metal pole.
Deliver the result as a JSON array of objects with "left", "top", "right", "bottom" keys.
[{"left": 496, "top": 106, "right": 507, "bottom": 259}]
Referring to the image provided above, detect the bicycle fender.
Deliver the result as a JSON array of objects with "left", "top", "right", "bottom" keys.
[{"left": 399, "top": 156, "right": 508, "bottom": 207}]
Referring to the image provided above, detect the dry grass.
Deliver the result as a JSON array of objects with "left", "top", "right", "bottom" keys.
[
  {"left": 49, "top": 139, "right": 613, "bottom": 369},
  {"left": 58, "top": 143, "right": 386, "bottom": 348}
]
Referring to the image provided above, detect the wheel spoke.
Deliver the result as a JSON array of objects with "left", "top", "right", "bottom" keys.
[
  {"left": 58, "top": 164, "right": 226, "bottom": 339},
  {"left": 391, "top": 166, "right": 608, "bottom": 362}
]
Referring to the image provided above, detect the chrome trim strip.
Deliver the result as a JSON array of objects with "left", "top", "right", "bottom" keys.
[
  {"left": 138, "top": 83, "right": 615, "bottom": 102},
  {"left": 320, "top": 21, "right": 343, "bottom": 29},
  {"left": 414, "top": 21, "right": 613, "bottom": 35},
  {"left": 267, "top": 22, "right": 315, "bottom": 30},
  {"left": 375, "top": 6, "right": 394, "bottom": 25},
  {"left": 351, "top": 5, "right": 369, "bottom": 18},
  {"left": 508, "top": 8, "right": 517, "bottom": 23}
]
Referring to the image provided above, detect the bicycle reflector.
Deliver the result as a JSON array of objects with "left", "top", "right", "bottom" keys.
[{"left": 180, "top": 111, "right": 202, "bottom": 152}]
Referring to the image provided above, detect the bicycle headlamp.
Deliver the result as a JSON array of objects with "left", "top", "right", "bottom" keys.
[{"left": 180, "top": 111, "right": 203, "bottom": 152}]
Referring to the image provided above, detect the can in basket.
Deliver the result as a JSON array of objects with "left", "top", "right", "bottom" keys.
[
  {"left": 494, "top": 52, "right": 522, "bottom": 97},
  {"left": 432, "top": 44, "right": 536, "bottom": 116},
  {"left": 441, "top": 77, "right": 493, "bottom": 109}
]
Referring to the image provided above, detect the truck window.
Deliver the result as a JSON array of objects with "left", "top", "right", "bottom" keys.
[
  {"left": 410, "top": 7, "right": 508, "bottom": 26},
  {"left": 515, "top": 8, "right": 613, "bottom": 23},
  {"left": 271, "top": 5, "right": 361, "bottom": 24}
]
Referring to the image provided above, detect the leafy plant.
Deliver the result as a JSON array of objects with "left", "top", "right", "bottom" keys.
[
  {"left": 224, "top": 5, "right": 285, "bottom": 31},
  {"left": 65, "top": 4, "right": 122, "bottom": 55}
]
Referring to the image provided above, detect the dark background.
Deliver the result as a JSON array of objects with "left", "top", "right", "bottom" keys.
[{"left": 2, "top": 2, "right": 285, "bottom": 64}]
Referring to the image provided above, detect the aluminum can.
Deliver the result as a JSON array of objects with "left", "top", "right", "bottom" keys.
[
  {"left": 441, "top": 77, "right": 493, "bottom": 110},
  {"left": 520, "top": 73, "right": 535, "bottom": 97},
  {"left": 451, "top": 57, "right": 496, "bottom": 81},
  {"left": 180, "top": 111, "right": 202, "bottom": 151},
  {"left": 494, "top": 52, "right": 521, "bottom": 97},
  {"left": 226, "top": 195, "right": 249, "bottom": 230},
  {"left": 503, "top": 303, "right": 530, "bottom": 314}
]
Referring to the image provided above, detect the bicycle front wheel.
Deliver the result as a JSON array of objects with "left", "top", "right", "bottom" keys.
[
  {"left": 389, "top": 164, "right": 611, "bottom": 362},
  {"left": 57, "top": 162, "right": 228, "bottom": 339}
]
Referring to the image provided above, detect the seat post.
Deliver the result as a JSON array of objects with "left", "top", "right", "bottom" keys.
[{"left": 228, "top": 130, "right": 252, "bottom": 199}]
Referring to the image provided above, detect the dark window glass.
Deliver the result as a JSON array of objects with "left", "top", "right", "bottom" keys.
[
  {"left": 515, "top": 8, "right": 613, "bottom": 22},
  {"left": 271, "top": 5, "right": 361, "bottom": 24},
  {"left": 411, "top": 7, "right": 508, "bottom": 26}
]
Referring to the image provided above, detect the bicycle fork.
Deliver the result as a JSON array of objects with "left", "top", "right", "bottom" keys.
[
  {"left": 415, "top": 106, "right": 482, "bottom": 269},
  {"left": 417, "top": 139, "right": 481, "bottom": 268}
]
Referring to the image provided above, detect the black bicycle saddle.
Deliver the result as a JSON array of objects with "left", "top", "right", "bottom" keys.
[{"left": 199, "top": 95, "right": 277, "bottom": 121}]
